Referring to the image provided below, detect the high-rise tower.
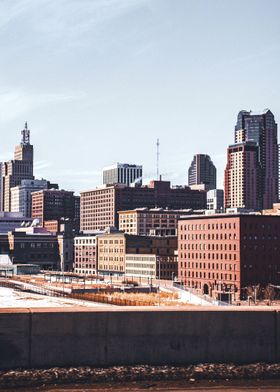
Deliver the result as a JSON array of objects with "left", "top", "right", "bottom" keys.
[
  {"left": 188, "top": 154, "right": 216, "bottom": 191},
  {"left": 1, "top": 123, "right": 34, "bottom": 212},
  {"left": 225, "top": 110, "right": 278, "bottom": 210}
]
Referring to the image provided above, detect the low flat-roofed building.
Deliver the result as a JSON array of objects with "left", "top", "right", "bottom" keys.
[
  {"left": 8, "top": 227, "right": 60, "bottom": 270},
  {"left": 0, "top": 212, "right": 33, "bottom": 233},
  {"left": 125, "top": 254, "right": 177, "bottom": 281},
  {"left": 178, "top": 213, "right": 280, "bottom": 302},
  {"left": 97, "top": 229, "right": 177, "bottom": 276},
  {"left": 73, "top": 235, "right": 97, "bottom": 275}
]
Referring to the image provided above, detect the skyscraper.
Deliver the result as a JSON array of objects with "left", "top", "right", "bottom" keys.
[
  {"left": 1, "top": 123, "right": 34, "bottom": 212},
  {"left": 233, "top": 110, "right": 278, "bottom": 209},
  {"left": 102, "top": 163, "right": 142, "bottom": 186},
  {"left": 188, "top": 154, "right": 216, "bottom": 191},
  {"left": 224, "top": 142, "right": 261, "bottom": 210}
]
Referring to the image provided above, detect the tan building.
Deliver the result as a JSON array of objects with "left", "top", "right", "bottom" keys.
[
  {"left": 125, "top": 254, "right": 178, "bottom": 281},
  {"left": 118, "top": 208, "right": 187, "bottom": 236},
  {"left": 224, "top": 142, "right": 261, "bottom": 211},
  {"left": 261, "top": 203, "right": 280, "bottom": 215},
  {"left": 97, "top": 229, "right": 177, "bottom": 275}
]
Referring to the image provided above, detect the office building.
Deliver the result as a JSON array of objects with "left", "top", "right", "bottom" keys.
[
  {"left": 73, "top": 235, "right": 97, "bottom": 275},
  {"left": 81, "top": 180, "right": 206, "bottom": 232},
  {"left": 188, "top": 154, "right": 216, "bottom": 191},
  {"left": 232, "top": 110, "right": 278, "bottom": 209},
  {"left": 10, "top": 179, "right": 49, "bottom": 218},
  {"left": 125, "top": 254, "right": 178, "bottom": 281},
  {"left": 2, "top": 123, "right": 34, "bottom": 211},
  {"left": 7, "top": 227, "right": 60, "bottom": 270},
  {"left": 178, "top": 214, "right": 280, "bottom": 301},
  {"left": 118, "top": 208, "right": 189, "bottom": 236},
  {"left": 97, "top": 229, "right": 177, "bottom": 275},
  {"left": 224, "top": 142, "right": 261, "bottom": 210},
  {"left": 207, "top": 189, "right": 224, "bottom": 211},
  {"left": 103, "top": 163, "right": 142, "bottom": 186},
  {"left": 32, "top": 189, "right": 77, "bottom": 225}
]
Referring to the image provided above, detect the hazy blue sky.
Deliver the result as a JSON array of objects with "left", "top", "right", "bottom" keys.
[{"left": 1, "top": 0, "right": 280, "bottom": 193}]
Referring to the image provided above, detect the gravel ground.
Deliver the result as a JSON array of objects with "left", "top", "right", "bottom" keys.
[{"left": 0, "top": 363, "right": 279, "bottom": 390}]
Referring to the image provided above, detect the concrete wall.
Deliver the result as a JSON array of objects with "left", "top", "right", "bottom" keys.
[{"left": 0, "top": 307, "right": 279, "bottom": 370}]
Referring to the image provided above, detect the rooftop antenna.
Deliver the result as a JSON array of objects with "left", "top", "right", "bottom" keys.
[
  {"left": 21, "top": 121, "right": 30, "bottom": 145},
  {"left": 156, "top": 138, "right": 160, "bottom": 180}
]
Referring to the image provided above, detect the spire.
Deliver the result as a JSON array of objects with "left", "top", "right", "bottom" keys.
[{"left": 21, "top": 121, "right": 30, "bottom": 145}]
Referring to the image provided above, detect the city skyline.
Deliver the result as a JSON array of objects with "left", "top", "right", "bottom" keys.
[{"left": 1, "top": 0, "right": 280, "bottom": 192}]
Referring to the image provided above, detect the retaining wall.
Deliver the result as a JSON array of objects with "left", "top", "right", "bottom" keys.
[{"left": 0, "top": 307, "right": 279, "bottom": 369}]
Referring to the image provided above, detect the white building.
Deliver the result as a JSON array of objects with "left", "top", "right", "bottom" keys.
[
  {"left": 11, "top": 179, "right": 48, "bottom": 218},
  {"left": 73, "top": 235, "right": 97, "bottom": 275},
  {"left": 207, "top": 189, "right": 224, "bottom": 211},
  {"left": 102, "top": 163, "right": 142, "bottom": 186}
]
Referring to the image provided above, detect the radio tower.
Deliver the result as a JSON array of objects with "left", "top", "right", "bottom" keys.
[{"left": 156, "top": 138, "right": 160, "bottom": 180}]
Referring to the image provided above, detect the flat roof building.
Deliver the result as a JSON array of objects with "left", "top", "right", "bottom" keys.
[
  {"left": 118, "top": 208, "right": 192, "bottom": 236},
  {"left": 178, "top": 214, "right": 280, "bottom": 302},
  {"left": 81, "top": 180, "right": 206, "bottom": 232},
  {"left": 103, "top": 163, "right": 143, "bottom": 186},
  {"left": 97, "top": 230, "right": 177, "bottom": 276}
]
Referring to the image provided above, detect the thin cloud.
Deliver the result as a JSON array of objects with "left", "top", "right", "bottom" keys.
[
  {"left": 34, "top": 160, "right": 53, "bottom": 171},
  {"left": 0, "top": 90, "right": 86, "bottom": 123}
]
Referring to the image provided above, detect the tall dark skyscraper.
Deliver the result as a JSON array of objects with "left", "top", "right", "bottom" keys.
[
  {"left": 234, "top": 110, "right": 278, "bottom": 209},
  {"left": 1, "top": 123, "right": 34, "bottom": 212},
  {"left": 188, "top": 154, "right": 216, "bottom": 191}
]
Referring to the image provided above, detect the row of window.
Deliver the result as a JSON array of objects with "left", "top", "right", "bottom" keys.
[
  {"left": 180, "top": 270, "right": 237, "bottom": 281},
  {"left": 180, "top": 252, "right": 237, "bottom": 261},
  {"left": 180, "top": 223, "right": 237, "bottom": 231},
  {"left": 180, "top": 233, "right": 237, "bottom": 240},
  {"left": 180, "top": 262, "right": 236, "bottom": 271},
  {"left": 180, "top": 243, "right": 237, "bottom": 251}
]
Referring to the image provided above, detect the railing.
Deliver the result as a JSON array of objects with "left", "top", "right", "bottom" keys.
[
  {"left": 173, "top": 282, "right": 230, "bottom": 306},
  {"left": 0, "top": 278, "right": 155, "bottom": 306}
]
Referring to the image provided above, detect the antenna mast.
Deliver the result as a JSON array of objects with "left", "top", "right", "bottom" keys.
[
  {"left": 156, "top": 138, "right": 160, "bottom": 180},
  {"left": 21, "top": 121, "right": 30, "bottom": 145}
]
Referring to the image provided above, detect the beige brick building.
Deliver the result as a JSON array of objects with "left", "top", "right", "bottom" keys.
[
  {"left": 118, "top": 208, "right": 189, "bottom": 236},
  {"left": 97, "top": 230, "right": 177, "bottom": 275}
]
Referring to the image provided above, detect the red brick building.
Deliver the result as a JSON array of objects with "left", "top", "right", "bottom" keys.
[
  {"left": 32, "top": 189, "right": 80, "bottom": 231},
  {"left": 178, "top": 214, "right": 280, "bottom": 301},
  {"left": 81, "top": 180, "right": 206, "bottom": 232}
]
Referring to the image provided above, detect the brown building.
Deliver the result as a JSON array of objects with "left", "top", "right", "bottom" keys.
[
  {"left": 97, "top": 229, "right": 177, "bottom": 275},
  {"left": 81, "top": 180, "right": 206, "bottom": 232},
  {"left": 118, "top": 208, "right": 190, "bottom": 236},
  {"left": 2, "top": 123, "right": 34, "bottom": 212},
  {"left": 73, "top": 235, "right": 97, "bottom": 275},
  {"left": 32, "top": 189, "right": 79, "bottom": 229},
  {"left": 178, "top": 214, "right": 280, "bottom": 301},
  {"left": 7, "top": 227, "right": 60, "bottom": 270}
]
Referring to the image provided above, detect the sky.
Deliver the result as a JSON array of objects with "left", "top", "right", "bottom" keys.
[{"left": 1, "top": 0, "right": 280, "bottom": 194}]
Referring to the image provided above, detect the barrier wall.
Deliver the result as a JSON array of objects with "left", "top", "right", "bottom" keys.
[{"left": 0, "top": 307, "right": 279, "bottom": 369}]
